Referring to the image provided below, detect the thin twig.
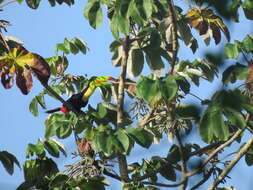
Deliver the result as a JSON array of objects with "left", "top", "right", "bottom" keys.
[
  {"left": 208, "top": 137, "right": 253, "bottom": 190},
  {"left": 189, "top": 92, "right": 204, "bottom": 102},
  {"left": 0, "top": 32, "right": 10, "bottom": 52},
  {"left": 167, "top": 0, "right": 178, "bottom": 74},
  {"left": 0, "top": 0, "right": 17, "bottom": 9},
  {"left": 103, "top": 169, "right": 122, "bottom": 181},
  {"left": 138, "top": 107, "right": 155, "bottom": 127},
  {"left": 116, "top": 36, "right": 130, "bottom": 182},
  {"left": 142, "top": 180, "right": 186, "bottom": 187},
  {"left": 189, "top": 141, "right": 223, "bottom": 157},
  {"left": 175, "top": 129, "right": 188, "bottom": 190}
]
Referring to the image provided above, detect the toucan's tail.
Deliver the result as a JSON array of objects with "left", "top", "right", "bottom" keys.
[{"left": 45, "top": 107, "right": 61, "bottom": 113}]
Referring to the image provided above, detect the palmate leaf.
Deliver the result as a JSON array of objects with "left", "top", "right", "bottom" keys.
[
  {"left": 199, "top": 90, "right": 251, "bottom": 143},
  {"left": 136, "top": 76, "right": 178, "bottom": 107},
  {"left": 185, "top": 7, "right": 230, "bottom": 45},
  {"left": 175, "top": 58, "right": 218, "bottom": 85},
  {"left": 199, "top": 104, "right": 229, "bottom": 143},
  {"left": 56, "top": 37, "right": 88, "bottom": 55},
  {"left": 0, "top": 46, "right": 50, "bottom": 94}
]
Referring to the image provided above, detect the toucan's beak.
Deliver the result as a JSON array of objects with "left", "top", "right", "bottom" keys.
[{"left": 108, "top": 77, "right": 116, "bottom": 81}]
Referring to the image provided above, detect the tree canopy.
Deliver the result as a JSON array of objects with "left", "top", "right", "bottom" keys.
[{"left": 1, "top": 0, "right": 253, "bottom": 190}]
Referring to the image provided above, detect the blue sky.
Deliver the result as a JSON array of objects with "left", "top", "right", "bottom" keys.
[{"left": 1, "top": 1, "right": 253, "bottom": 189}]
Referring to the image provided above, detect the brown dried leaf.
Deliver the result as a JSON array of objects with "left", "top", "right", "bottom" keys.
[
  {"left": 16, "top": 69, "right": 33, "bottom": 95},
  {"left": 29, "top": 54, "right": 50, "bottom": 84},
  {"left": 1, "top": 72, "right": 14, "bottom": 89}
]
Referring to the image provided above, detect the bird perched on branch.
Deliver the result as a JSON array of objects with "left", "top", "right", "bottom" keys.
[{"left": 46, "top": 76, "right": 116, "bottom": 114}]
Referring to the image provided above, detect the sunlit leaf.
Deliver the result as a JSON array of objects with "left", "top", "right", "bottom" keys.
[{"left": 224, "top": 43, "right": 240, "bottom": 59}]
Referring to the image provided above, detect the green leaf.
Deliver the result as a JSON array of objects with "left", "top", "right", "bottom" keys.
[
  {"left": 127, "top": 48, "right": 144, "bottom": 78},
  {"left": 160, "top": 76, "right": 178, "bottom": 101},
  {"left": 44, "top": 140, "right": 60, "bottom": 158},
  {"left": 145, "top": 50, "right": 164, "bottom": 76},
  {"left": 175, "top": 104, "right": 200, "bottom": 119},
  {"left": 69, "top": 41, "right": 79, "bottom": 55},
  {"left": 222, "top": 63, "right": 248, "bottom": 85},
  {"left": 242, "top": 35, "right": 253, "bottom": 52},
  {"left": 224, "top": 43, "right": 240, "bottom": 59},
  {"left": 229, "top": 0, "right": 242, "bottom": 22},
  {"left": 84, "top": 0, "right": 103, "bottom": 28},
  {"left": 245, "top": 152, "right": 253, "bottom": 166},
  {"left": 45, "top": 113, "right": 74, "bottom": 139},
  {"left": 0, "top": 151, "right": 20, "bottom": 175},
  {"left": 94, "top": 131, "right": 108, "bottom": 153},
  {"left": 25, "top": 0, "right": 41, "bottom": 9},
  {"left": 56, "top": 43, "right": 70, "bottom": 54},
  {"left": 71, "top": 38, "right": 88, "bottom": 54},
  {"left": 49, "top": 173, "right": 69, "bottom": 188},
  {"left": 142, "top": 0, "right": 153, "bottom": 19},
  {"left": 49, "top": 138, "right": 67, "bottom": 157},
  {"left": 89, "top": 2, "right": 103, "bottom": 29},
  {"left": 79, "top": 179, "right": 105, "bottom": 190},
  {"left": 242, "top": 0, "right": 253, "bottom": 20},
  {"left": 223, "top": 107, "right": 246, "bottom": 129},
  {"left": 115, "top": 129, "right": 130, "bottom": 153},
  {"left": 17, "top": 0, "right": 23, "bottom": 4},
  {"left": 26, "top": 143, "right": 45, "bottom": 158},
  {"left": 200, "top": 104, "right": 229, "bottom": 143},
  {"left": 56, "top": 124, "right": 72, "bottom": 139},
  {"left": 29, "top": 97, "right": 39, "bottom": 117},
  {"left": 126, "top": 127, "right": 153, "bottom": 148},
  {"left": 136, "top": 77, "right": 161, "bottom": 107}
]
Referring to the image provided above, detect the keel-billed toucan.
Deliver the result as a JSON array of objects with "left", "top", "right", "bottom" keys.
[{"left": 46, "top": 76, "right": 116, "bottom": 114}]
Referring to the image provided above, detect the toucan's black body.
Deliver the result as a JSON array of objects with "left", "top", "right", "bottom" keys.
[{"left": 46, "top": 86, "right": 89, "bottom": 114}]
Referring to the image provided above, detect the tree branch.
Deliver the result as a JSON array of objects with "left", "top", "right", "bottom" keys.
[
  {"left": 190, "top": 169, "right": 214, "bottom": 190},
  {"left": 142, "top": 180, "right": 186, "bottom": 187},
  {"left": 167, "top": 0, "right": 178, "bottom": 74},
  {"left": 175, "top": 130, "right": 188, "bottom": 190},
  {"left": 116, "top": 36, "right": 130, "bottom": 182},
  {"left": 208, "top": 137, "right": 253, "bottom": 190},
  {"left": 186, "top": 128, "right": 245, "bottom": 178},
  {"left": 0, "top": 0, "right": 17, "bottom": 9},
  {"left": 189, "top": 141, "right": 223, "bottom": 157},
  {"left": 103, "top": 169, "right": 122, "bottom": 181}
]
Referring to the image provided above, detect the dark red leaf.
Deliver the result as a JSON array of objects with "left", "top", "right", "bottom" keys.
[
  {"left": 197, "top": 21, "right": 208, "bottom": 36},
  {"left": 210, "top": 23, "right": 221, "bottom": 44},
  {"left": 16, "top": 69, "right": 33, "bottom": 95},
  {"left": 29, "top": 54, "right": 50, "bottom": 84}
]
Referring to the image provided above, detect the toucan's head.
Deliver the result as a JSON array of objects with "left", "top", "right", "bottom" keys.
[{"left": 90, "top": 76, "right": 116, "bottom": 87}]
